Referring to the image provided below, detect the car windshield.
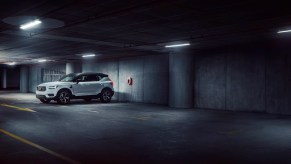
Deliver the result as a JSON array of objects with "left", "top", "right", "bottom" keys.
[{"left": 59, "top": 73, "right": 77, "bottom": 82}]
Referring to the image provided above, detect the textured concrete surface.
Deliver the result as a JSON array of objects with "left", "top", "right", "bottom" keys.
[
  {"left": 119, "top": 57, "right": 144, "bottom": 102},
  {"left": 66, "top": 62, "right": 82, "bottom": 74},
  {"left": 28, "top": 65, "right": 42, "bottom": 92},
  {"left": 20, "top": 66, "right": 29, "bottom": 93},
  {"left": 21, "top": 47, "right": 291, "bottom": 114},
  {"left": 195, "top": 48, "right": 291, "bottom": 114},
  {"left": 266, "top": 52, "right": 291, "bottom": 115},
  {"left": 169, "top": 50, "right": 194, "bottom": 108},
  {"left": 83, "top": 55, "right": 169, "bottom": 105},
  {"left": 226, "top": 52, "right": 265, "bottom": 112},
  {"left": 28, "top": 64, "right": 65, "bottom": 92},
  {"left": 195, "top": 54, "right": 226, "bottom": 109},
  {"left": 194, "top": 49, "right": 291, "bottom": 115},
  {"left": 2, "top": 92, "right": 291, "bottom": 163},
  {"left": 0, "top": 68, "right": 2, "bottom": 88},
  {"left": 1, "top": 68, "right": 6, "bottom": 88},
  {"left": 143, "top": 55, "right": 169, "bottom": 105},
  {"left": 6, "top": 67, "right": 20, "bottom": 89},
  {"left": 0, "top": 67, "right": 20, "bottom": 89}
]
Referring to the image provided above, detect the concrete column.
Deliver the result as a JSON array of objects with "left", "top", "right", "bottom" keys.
[
  {"left": 169, "top": 49, "right": 194, "bottom": 108},
  {"left": 66, "top": 62, "right": 82, "bottom": 74},
  {"left": 66, "top": 63, "right": 74, "bottom": 74},
  {"left": 2, "top": 69, "right": 7, "bottom": 89},
  {"left": 20, "top": 66, "right": 29, "bottom": 93}
]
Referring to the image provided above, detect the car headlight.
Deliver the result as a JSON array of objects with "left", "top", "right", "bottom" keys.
[{"left": 48, "top": 86, "right": 58, "bottom": 89}]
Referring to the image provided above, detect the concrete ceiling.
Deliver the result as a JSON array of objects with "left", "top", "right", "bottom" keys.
[{"left": 0, "top": 0, "right": 291, "bottom": 64}]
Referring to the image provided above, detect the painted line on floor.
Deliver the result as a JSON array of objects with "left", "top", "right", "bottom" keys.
[
  {"left": 0, "top": 129, "right": 81, "bottom": 164},
  {"left": 218, "top": 130, "right": 242, "bottom": 135},
  {"left": 0, "top": 104, "right": 36, "bottom": 112},
  {"left": 130, "top": 116, "right": 150, "bottom": 120},
  {"left": 88, "top": 110, "right": 99, "bottom": 113}
]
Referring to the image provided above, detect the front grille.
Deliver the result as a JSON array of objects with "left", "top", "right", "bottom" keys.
[{"left": 37, "top": 86, "right": 46, "bottom": 91}]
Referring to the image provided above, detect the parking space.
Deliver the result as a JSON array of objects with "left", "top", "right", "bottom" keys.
[{"left": 1, "top": 92, "right": 291, "bottom": 163}]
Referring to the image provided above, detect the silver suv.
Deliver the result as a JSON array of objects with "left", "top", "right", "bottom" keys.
[{"left": 36, "top": 72, "right": 114, "bottom": 104}]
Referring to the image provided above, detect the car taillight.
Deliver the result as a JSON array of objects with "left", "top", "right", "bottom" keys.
[{"left": 110, "top": 81, "right": 114, "bottom": 87}]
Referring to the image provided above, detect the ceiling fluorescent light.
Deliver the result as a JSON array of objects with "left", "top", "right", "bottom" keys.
[
  {"left": 38, "top": 59, "right": 47, "bottom": 63},
  {"left": 82, "top": 54, "right": 96, "bottom": 58},
  {"left": 277, "top": 29, "right": 291, "bottom": 34},
  {"left": 165, "top": 43, "right": 190, "bottom": 48},
  {"left": 20, "top": 19, "right": 42, "bottom": 30},
  {"left": 6, "top": 62, "right": 16, "bottom": 65}
]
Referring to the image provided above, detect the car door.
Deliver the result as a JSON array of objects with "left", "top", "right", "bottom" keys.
[
  {"left": 73, "top": 75, "right": 91, "bottom": 96},
  {"left": 85, "top": 74, "right": 103, "bottom": 95}
]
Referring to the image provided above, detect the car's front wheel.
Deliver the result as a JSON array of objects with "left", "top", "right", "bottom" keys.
[
  {"left": 57, "top": 90, "right": 71, "bottom": 105},
  {"left": 100, "top": 89, "right": 112, "bottom": 103},
  {"left": 39, "top": 98, "right": 51, "bottom": 104}
]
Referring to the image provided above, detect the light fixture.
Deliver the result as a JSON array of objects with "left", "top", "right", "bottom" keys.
[
  {"left": 277, "top": 29, "right": 291, "bottom": 34},
  {"left": 20, "top": 19, "right": 42, "bottom": 30},
  {"left": 6, "top": 62, "right": 16, "bottom": 65},
  {"left": 165, "top": 43, "right": 190, "bottom": 48},
  {"left": 38, "top": 59, "right": 47, "bottom": 63},
  {"left": 82, "top": 54, "right": 96, "bottom": 58}
]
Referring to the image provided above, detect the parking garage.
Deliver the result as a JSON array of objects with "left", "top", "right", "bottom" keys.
[{"left": 1, "top": 1, "right": 291, "bottom": 163}]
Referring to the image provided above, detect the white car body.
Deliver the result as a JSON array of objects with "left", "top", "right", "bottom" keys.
[{"left": 36, "top": 72, "right": 114, "bottom": 104}]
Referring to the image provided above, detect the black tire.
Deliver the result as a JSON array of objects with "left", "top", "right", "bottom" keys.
[
  {"left": 100, "top": 89, "right": 112, "bottom": 103},
  {"left": 40, "top": 98, "right": 51, "bottom": 104},
  {"left": 56, "top": 89, "right": 71, "bottom": 105},
  {"left": 84, "top": 98, "right": 92, "bottom": 102}
]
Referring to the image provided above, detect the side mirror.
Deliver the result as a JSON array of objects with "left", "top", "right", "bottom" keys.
[{"left": 75, "top": 79, "right": 81, "bottom": 84}]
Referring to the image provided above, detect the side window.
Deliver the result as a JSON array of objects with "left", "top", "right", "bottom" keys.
[
  {"left": 81, "top": 75, "right": 88, "bottom": 81},
  {"left": 87, "top": 75, "right": 100, "bottom": 81},
  {"left": 76, "top": 75, "right": 87, "bottom": 82}
]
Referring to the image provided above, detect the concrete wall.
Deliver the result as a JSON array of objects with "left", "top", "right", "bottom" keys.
[
  {"left": 266, "top": 50, "right": 291, "bottom": 115},
  {"left": 169, "top": 50, "right": 194, "bottom": 108},
  {"left": 0, "top": 68, "right": 2, "bottom": 88},
  {"left": 25, "top": 55, "right": 168, "bottom": 105},
  {"left": 28, "top": 64, "right": 66, "bottom": 92},
  {"left": 21, "top": 44, "right": 291, "bottom": 114},
  {"left": 195, "top": 54, "right": 226, "bottom": 109},
  {"left": 28, "top": 65, "right": 42, "bottom": 92},
  {"left": 226, "top": 52, "right": 265, "bottom": 112},
  {"left": 143, "top": 55, "right": 168, "bottom": 104},
  {"left": 7, "top": 67, "right": 20, "bottom": 89},
  {"left": 0, "top": 68, "right": 5, "bottom": 89},
  {"left": 83, "top": 54, "right": 169, "bottom": 105},
  {"left": 20, "top": 66, "right": 29, "bottom": 92},
  {"left": 118, "top": 58, "right": 143, "bottom": 102},
  {"left": 66, "top": 62, "right": 82, "bottom": 74},
  {"left": 0, "top": 66, "right": 20, "bottom": 89},
  {"left": 22, "top": 54, "right": 169, "bottom": 105},
  {"left": 194, "top": 47, "right": 291, "bottom": 115},
  {"left": 83, "top": 59, "right": 119, "bottom": 100}
]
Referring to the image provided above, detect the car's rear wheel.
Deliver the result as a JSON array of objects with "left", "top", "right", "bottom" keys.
[
  {"left": 40, "top": 98, "right": 51, "bottom": 104},
  {"left": 57, "top": 90, "right": 71, "bottom": 105},
  {"left": 100, "top": 89, "right": 112, "bottom": 103}
]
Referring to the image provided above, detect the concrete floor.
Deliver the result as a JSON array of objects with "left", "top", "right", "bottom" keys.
[{"left": 1, "top": 92, "right": 291, "bottom": 163}]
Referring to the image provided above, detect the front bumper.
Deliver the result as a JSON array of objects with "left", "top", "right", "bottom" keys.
[
  {"left": 36, "top": 88, "right": 57, "bottom": 99},
  {"left": 36, "top": 94, "right": 56, "bottom": 99},
  {"left": 36, "top": 94, "right": 46, "bottom": 99}
]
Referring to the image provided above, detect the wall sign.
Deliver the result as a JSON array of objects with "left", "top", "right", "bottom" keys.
[{"left": 127, "top": 77, "right": 133, "bottom": 85}]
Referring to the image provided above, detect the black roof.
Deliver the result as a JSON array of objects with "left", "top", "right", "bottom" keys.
[{"left": 78, "top": 72, "right": 108, "bottom": 77}]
